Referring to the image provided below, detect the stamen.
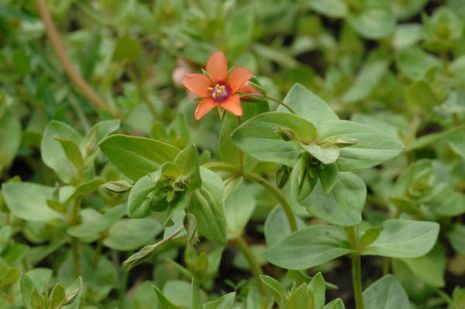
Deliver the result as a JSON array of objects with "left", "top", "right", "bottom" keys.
[{"left": 209, "top": 83, "right": 230, "bottom": 102}]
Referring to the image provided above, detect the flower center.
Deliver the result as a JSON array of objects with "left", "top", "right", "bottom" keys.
[{"left": 208, "top": 84, "right": 230, "bottom": 102}]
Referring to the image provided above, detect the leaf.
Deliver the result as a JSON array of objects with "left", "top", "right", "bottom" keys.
[
  {"left": 232, "top": 112, "right": 317, "bottom": 166},
  {"left": 290, "top": 158, "right": 318, "bottom": 201},
  {"left": 55, "top": 137, "right": 84, "bottom": 170},
  {"left": 279, "top": 83, "right": 339, "bottom": 130},
  {"left": 324, "top": 298, "right": 346, "bottom": 309},
  {"left": 396, "top": 47, "right": 440, "bottom": 81},
  {"left": 82, "top": 119, "right": 120, "bottom": 154},
  {"left": 99, "top": 134, "right": 179, "bottom": 181},
  {"left": 49, "top": 284, "right": 66, "bottom": 309},
  {"left": 190, "top": 168, "right": 227, "bottom": 245},
  {"left": 300, "top": 142, "right": 340, "bottom": 165},
  {"left": 342, "top": 59, "right": 389, "bottom": 103},
  {"left": 308, "top": 273, "right": 326, "bottom": 309},
  {"left": 203, "top": 292, "right": 236, "bottom": 309},
  {"left": 348, "top": 6, "right": 396, "bottom": 39},
  {"left": 363, "top": 275, "right": 410, "bottom": 309},
  {"left": 224, "top": 184, "right": 256, "bottom": 239},
  {"left": 264, "top": 207, "right": 302, "bottom": 247},
  {"left": 265, "top": 225, "right": 352, "bottom": 270},
  {"left": 363, "top": 219, "right": 439, "bottom": 258},
  {"left": 308, "top": 0, "right": 348, "bottom": 18},
  {"left": 0, "top": 108, "right": 21, "bottom": 174},
  {"left": 405, "top": 80, "right": 436, "bottom": 112},
  {"left": 225, "top": 5, "right": 254, "bottom": 52},
  {"left": 113, "top": 35, "right": 141, "bottom": 62},
  {"left": 286, "top": 283, "right": 313, "bottom": 308},
  {"left": 447, "top": 224, "right": 465, "bottom": 254},
  {"left": 406, "top": 124, "right": 465, "bottom": 151},
  {"left": 320, "top": 120, "right": 404, "bottom": 171},
  {"left": 173, "top": 144, "right": 201, "bottom": 191},
  {"left": 127, "top": 171, "right": 159, "bottom": 217},
  {"left": 103, "top": 218, "right": 163, "bottom": 251},
  {"left": 66, "top": 178, "right": 105, "bottom": 202},
  {"left": 401, "top": 244, "right": 445, "bottom": 287},
  {"left": 299, "top": 172, "right": 366, "bottom": 226},
  {"left": 2, "top": 182, "right": 63, "bottom": 222},
  {"left": 67, "top": 205, "right": 126, "bottom": 242},
  {"left": 261, "top": 275, "right": 287, "bottom": 307},
  {"left": 153, "top": 285, "right": 182, "bottom": 309},
  {"left": 41, "top": 121, "right": 82, "bottom": 183},
  {"left": 318, "top": 163, "right": 338, "bottom": 193}
]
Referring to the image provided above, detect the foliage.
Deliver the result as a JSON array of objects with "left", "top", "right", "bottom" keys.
[{"left": 1, "top": 0, "right": 464, "bottom": 308}]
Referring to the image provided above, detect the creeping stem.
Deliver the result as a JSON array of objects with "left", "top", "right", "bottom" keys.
[
  {"left": 235, "top": 236, "right": 266, "bottom": 296},
  {"left": 204, "top": 162, "right": 298, "bottom": 232},
  {"left": 346, "top": 226, "right": 365, "bottom": 309},
  {"left": 246, "top": 94, "right": 296, "bottom": 114},
  {"left": 37, "top": 0, "right": 118, "bottom": 117}
]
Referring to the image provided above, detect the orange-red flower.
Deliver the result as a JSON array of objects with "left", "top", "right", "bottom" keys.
[{"left": 181, "top": 51, "right": 253, "bottom": 120}]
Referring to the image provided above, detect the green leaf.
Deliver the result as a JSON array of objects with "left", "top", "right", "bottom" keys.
[
  {"left": 127, "top": 171, "right": 159, "bottom": 217},
  {"left": 103, "top": 218, "right": 163, "bottom": 251},
  {"left": 261, "top": 275, "right": 287, "bottom": 308},
  {"left": 20, "top": 274, "right": 34, "bottom": 308},
  {"left": 41, "top": 121, "right": 82, "bottom": 183},
  {"left": 363, "top": 275, "right": 410, "bottom": 309},
  {"left": 82, "top": 119, "right": 120, "bottom": 154},
  {"left": 396, "top": 47, "right": 441, "bottom": 81},
  {"left": 290, "top": 158, "right": 318, "bottom": 201},
  {"left": 320, "top": 120, "right": 404, "bottom": 171},
  {"left": 342, "top": 59, "right": 389, "bottom": 103},
  {"left": 232, "top": 112, "right": 317, "bottom": 166},
  {"left": 363, "top": 219, "right": 439, "bottom": 258},
  {"left": 405, "top": 80, "right": 437, "bottom": 113},
  {"left": 406, "top": 124, "right": 465, "bottom": 151},
  {"left": 308, "top": 273, "right": 326, "bottom": 309},
  {"left": 67, "top": 205, "right": 126, "bottom": 242},
  {"left": 2, "top": 182, "right": 63, "bottom": 222},
  {"left": 324, "top": 298, "right": 345, "bottom": 309},
  {"left": 173, "top": 144, "right": 201, "bottom": 191},
  {"left": 190, "top": 168, "right": 227, "bottom": 245},
  {"left": 308, "top": 0, "right": 348, "bottom": 18},
  {"left": 99, "top": 134, "right": 179, "bottom": 181},
  {"left": 447, "top": 224, "right": 465, "bottom": 254},
  {"left": 153, "top": 285, "right": 182, "bottom": 309},
  {"left": 224, "top": 184, "right": 256, "bottom": 239},
  {"left": 318, "top": 163, "right": 338, "bottom": 193},
  {"left": 348, "top": 6, "right": 396, "bottom": 39},
  {"left": 300, "top": 142, "right": 340, "bottom": 165},
  {"left": 225, "top": 5, "right": 254, "bottom": 52},
  {"left": 265, "top": 225, "right": 352, "bottom": 270},
  {"left": 286, "top": 283, "right": 313, "bottom": 308},
  {"left": 279, "top": 84, "right": 339, "bottom": 130},
  {"left": 113, "top": 35, "right": 142, "bottom": 62},
  {"left": 264, "top": 207, "right": 302, "bottom": 247},
  {"left": 0, "top": 108, "right": 21, "bottom": 174},
  {"left": 66, "top": 178, "right": 105, "bottom": 202},
  {"left": 49, "top": 284, "right": 66, "bottom": 309},
  {"left": 401, "top": 244, "right": 445, "bottom": 287},
  {"left": 55, "top": 137, "right": 84, "bottom": 170},
  {"left": 299, "top": 172, "right": 366, "bottom": 226},
  {"left": 203, "top": 292, "right": 236, "bottom": 309}
]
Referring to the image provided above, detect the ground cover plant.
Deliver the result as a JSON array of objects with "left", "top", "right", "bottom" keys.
[{"left": 1, "top": 0, "right": 465, "bottom": 308}]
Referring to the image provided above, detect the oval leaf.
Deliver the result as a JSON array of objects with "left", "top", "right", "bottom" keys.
[
  {"left": 265, "top": 225, "right": 352, "bottom": 270},
  {"left": 99, "top": 134, "right": 179, "bottom": 181},
  {"left": 363, "top": 219, "right": 440, "bottom": 258}
]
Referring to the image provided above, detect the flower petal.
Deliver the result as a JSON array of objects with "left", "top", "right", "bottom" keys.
[
  {"left": 227, "top": 67, "right": 253, "bottom": 93},
  {"left": 182, "top": 73, "right": 211, "bottom": 97},
  {"left": 195, "top": 97, "right": 217, "bottom": 120},
  {"left": 220, "top": 94, "right": 242, "bottom": 116},
  {"left": 206, "top": 51, "right": 228, "bottom": 83}
]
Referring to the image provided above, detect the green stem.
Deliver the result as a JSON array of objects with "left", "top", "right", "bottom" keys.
[
  {"left": 204, "top": 162, "right": 297, "bottom": 232},
  {"left": 383, "top": 257, "right": 390, "bottom": 275},
  {"left": 236, "top": 236, "right": 266, "bottom": 296},
  {"left": 346, "top": 226, "right": 364, "bottom": 309},
  {"left": 71, "top": 197, "right": 81, "bottom": 277},
  {"left": 119, "top": 268, "right": 128, "bottom": 307}
]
